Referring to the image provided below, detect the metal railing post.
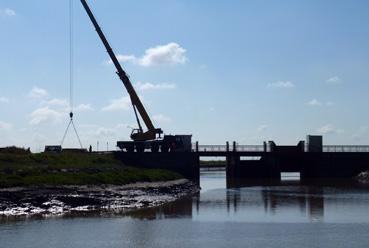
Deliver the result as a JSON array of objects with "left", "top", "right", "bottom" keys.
[
  {"left": 196, "top": 141, "right": 199, "bottom": 152},
  {"left": 226, "top": 142, "right": 229, "bottom": 152},
  {"left": 233, "top": 141, "right": 236, "bottom": 152}
]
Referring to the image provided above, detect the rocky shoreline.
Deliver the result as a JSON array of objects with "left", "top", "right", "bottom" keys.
[{"left": 0, "top": 179, "right": 199, "bottom": 217}]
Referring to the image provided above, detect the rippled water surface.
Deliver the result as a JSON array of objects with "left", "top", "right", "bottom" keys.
[{"left": 2, "top": 169, "right": 369, "bottom": 248}]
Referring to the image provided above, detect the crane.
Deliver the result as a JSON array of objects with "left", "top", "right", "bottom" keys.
[
  {"left": 80, "top": 0, "right": 162, "bottom": 143},
  {"left": 80, "top": 0, "right": 192, "bottom": 152}
]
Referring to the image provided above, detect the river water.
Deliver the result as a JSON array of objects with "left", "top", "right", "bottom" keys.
[{"left": 1, "top": 169, "right": 369, "bottom": 248}]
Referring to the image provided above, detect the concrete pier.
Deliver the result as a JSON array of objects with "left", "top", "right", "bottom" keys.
[{"left": 226, "top": 152, "right": 369, "bottom": 181}]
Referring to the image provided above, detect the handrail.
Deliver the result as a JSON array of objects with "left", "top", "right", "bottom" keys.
[{"left": 193, "top": 143, "right": 369, "bottom": 153}]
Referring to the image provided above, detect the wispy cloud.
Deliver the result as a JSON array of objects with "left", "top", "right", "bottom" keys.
[
  {"left": 307, "top": 99, "right": 335, "bottom": 107},
  {"left": 0, "top": 121, "right": 13, "bottom": 130},
  {"left": 80, "top": 123, "right": 130, "bottom": 139},
  {"left": 114, "top": 54, "right": 136, "bottom": 63},
  {"left": 0, "top": 97, "right": 9, "bottom": 103},
  {"left": 45, "top": 98, "right": 68, "bottom": 107},
  {"left": 0, "top": 8, "right": 16, "bottom": 17},
  {"left": 326, "top": 101, "right": 335, "bottom": 106},
  {"left": 352, "top": 126, "right": 369, "bottom": 141},
  {"left": 27, "top": 87, "right": 93, "bottom": 125},
  {"left": 29, "top": 106, "right": 64, "bottom": 125},
  {"left": 28, "top": 87, "right": 49, "bottom": 99},
  {"left": 267, "top": 81, "right": 295, "bottom": 88},
  {"left": 257, "top": 124, "right": 268, "bottom": 132},
  {"left": 135, "top": 82, "right": 176, "bottom": 91},
  {"left": 307, "top": 99, "right": 322, "bottom": 106},
  {"left": 106, "top": 42, "right": 187, "bottom": 67},
  {"left": 317, "top": 124, "right": 344, "bottom": 135},
  {"left": 102, "top": 96, "right": 131, "bottom": 112},
  {"left": 95, "top": 127, "right": 116, "bottom": 137},
  {"left": 152, "top": 114, "right": 172, "bottom": 123},
  {"left": 75, "top": 104, "right": 94, "bottom": 112},
  {"left": 326, "top": 76, "right": 342, "bottom": 85}
]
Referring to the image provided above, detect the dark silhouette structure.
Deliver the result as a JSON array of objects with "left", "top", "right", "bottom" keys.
[{"left": 115, "top": 135, "right": 369, "bottom": 183}]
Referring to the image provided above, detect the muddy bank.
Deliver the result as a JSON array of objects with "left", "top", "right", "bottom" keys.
[{"left": 0, "top": 179, "right": 199, "bottom": 217}]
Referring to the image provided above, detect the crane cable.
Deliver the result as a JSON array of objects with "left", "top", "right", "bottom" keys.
[
  {"left": 69, "top": 0, "right": 74, "bottom": 113},
  {"left": 61, "top": 0, "right": 83, "bottom": 149}
]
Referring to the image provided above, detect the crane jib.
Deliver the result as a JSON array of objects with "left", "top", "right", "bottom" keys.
[{"left": 80, "top": 0, "right": 161, "bottom": 139}]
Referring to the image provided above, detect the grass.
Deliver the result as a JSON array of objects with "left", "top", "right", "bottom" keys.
[
  {"left": 0, "top": 148, "right": 182, "bottom": 188},
  {"left": 200, "top": 160, "right": 226, "bottom": 167}
]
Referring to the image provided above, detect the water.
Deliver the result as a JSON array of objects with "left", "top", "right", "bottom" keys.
[{"left": 2, "top": 169, "right": 369, "bottom": 247}]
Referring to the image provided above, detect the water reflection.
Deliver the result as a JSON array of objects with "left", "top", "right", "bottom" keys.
[
  {"left": 2, "top": 169, "right": 369, "bottom": 224},
  {"left": 125, "top": 170, "right": 369, "bottom": 224},
  {"left": 127, "top": 196, "right": 194, "bottom": 220},
  {"left": 2, "top": 170, "right": 369, "bottom": 248}
]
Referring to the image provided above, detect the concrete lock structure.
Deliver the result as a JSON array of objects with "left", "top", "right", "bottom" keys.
[{"left": 115, "top": 135, "right": 369, "bottom": 184}]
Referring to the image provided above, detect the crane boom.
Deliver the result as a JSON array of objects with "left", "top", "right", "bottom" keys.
[{"left": 80, "top": 0, "right": 162, "bottom": 141}]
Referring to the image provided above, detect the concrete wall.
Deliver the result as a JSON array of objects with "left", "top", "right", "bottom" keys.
[
  {"left": 300, "top": 152, "right": 369, "bottom": 179},
  {"left": 114, "top": 152, "right": 200, "bottom": 183},
  {"left": 306, "top": 135, "right": 323, "bottom": 152},
  {"left": 226, "top": 152, "right": 369, "bottom": 180}
]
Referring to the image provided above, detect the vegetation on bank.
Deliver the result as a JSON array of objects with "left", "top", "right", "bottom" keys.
[
  {"left": 200, "top": 160, "right": 226, "bottom": 168},
  {"left": 0, "top": 147, "right": 182, "bottom": 188}
]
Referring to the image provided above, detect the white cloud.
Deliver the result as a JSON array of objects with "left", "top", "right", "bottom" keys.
[
  {"left": 199, "top": 64, "right": 208, "bottom": 70},
  {"left": 352, "top": 126, "right": 369, "bottom": 141},
  {"left": 116, "top": 54, "right": 136, "bottom": 63},
  {"left": 28, "top": 87, "right": 49, "bottom": 99},
  {"left": 307, "top": 99, "right": 322, "bottom": 106},
  {"left": 45, "top": 98, "right": 68, "bottom": 107},
  {"left": 326, "top": 76, "right": 342, "bottom": 84},
  {"left": 107, "top": 42, "right": 188, "bottom": 67},
  {"left": 139, "top": 43, "right": 187, "bottom": 66},
  {"left": 106, "top": 54, "right": 136, "bottom": 65},
  {"left": 317, "top": 124, "right": 344, "bottom": 135},
  {"left": 0, "top": 8, "right": 16, "bottom": 17},
  {"left": 29, "top": 106, "right": 64, "bottom": 125},
  {"left": 257, "top": 124, "right": 268, "bottom": 132},
  {"left": 326, "top": 101, "right": 335, "bottom": 106},
  {"left": 135, "top": 82, "right": 176, "bottom": 91},
  {"left": 267, "top": 81, "right": 295, "bottom": 88},
  {"left": 27, "top": 87, "right": 93, "bottom": 126},
  {"left": 152, "top": 114, "right": 172, "bottom": 123},
  {"left": 43, "top": 99, "right": 93, "bottom": 112},
  {"left": 307, "top": 99, "right": 335, "bottom": 107},
  {"left": 102, "top": 96, "right": 131, "bottom": 112},
  {"left": 95, "top": 127, "right": 116, "bottom": 137},
  {"left": 0, "top": 97, "right": 9, "bottom": 103},
  {"left": 0, "top": 121, "right": 12, "bottom": 130},
  {"left": 79, "top": 123, "right": 130, "bottom": 140},
  {"left": 75, "top": 104, "right": 94, "bottom": 112}
]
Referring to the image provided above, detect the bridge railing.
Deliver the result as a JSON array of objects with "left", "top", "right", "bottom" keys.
[
  {"left": 322, "top": 145, "right": 369, "bottom": 153},
  {"left": 194, "top": 144, "right": 265, "bottom": 152},
  {"left": 193, "top": 143, "right": 369, "bottom": 153},
  {"left": 236, "top": 145, "right": 265, "bottom": 152},
  {"left": 194, "top": 145, "right": 227, "bottom": 152}
]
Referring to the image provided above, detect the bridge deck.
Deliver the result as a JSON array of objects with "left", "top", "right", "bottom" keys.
[
  {"left": 197, "top": 151, "right": 265, "bottom": 156},
  {"left": 194, "top": 144, "right": 369, "bottom": 155}
]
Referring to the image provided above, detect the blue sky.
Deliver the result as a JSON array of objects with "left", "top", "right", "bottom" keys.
[{"left": 1, "top": 0, "right": 369, "bottom": 151}]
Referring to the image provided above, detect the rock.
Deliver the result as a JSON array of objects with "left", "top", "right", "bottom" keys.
[{"left": 356, "top": 171, "right": 369, "bottom": 183}]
